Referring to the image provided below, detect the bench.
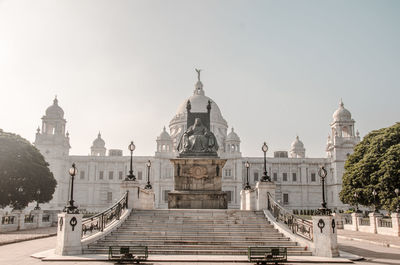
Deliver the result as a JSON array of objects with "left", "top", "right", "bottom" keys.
[
  {"left": 108, "top": 246, "right": 148, "bottom": 264},
  {"left": 248, "top": 247, "right": 287, "bottom": 265}
]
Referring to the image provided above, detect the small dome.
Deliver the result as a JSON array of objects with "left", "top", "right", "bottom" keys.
[
  {"left": 45, "top": 97, "right": 64, "bottom": 119},
  {"left": 92, "top": 132, "right": 105, "bottom": 148},
  {"left": 157, "top": 126, "right": 172, "bottom": 141},
  {"left": 226, "top": 128, "right": 240, "bottom": 141},
  {"left": 291, "top": 136, "right": 304, "bottom": 150},
  {"left": 333, "top": 100, "right": 352, "bottom": 122}
]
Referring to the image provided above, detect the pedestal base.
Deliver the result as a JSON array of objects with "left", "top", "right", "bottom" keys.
[{"left": 168, "top": 191, "right": 227, "bottom": 209}]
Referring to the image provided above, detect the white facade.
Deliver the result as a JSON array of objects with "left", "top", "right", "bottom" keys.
[{"left": 34, "top": 80, "right": 360, "bottom": 212}]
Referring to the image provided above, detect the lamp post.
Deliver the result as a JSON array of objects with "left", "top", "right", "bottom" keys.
[
  {"left": 318, "top": 166, "right": 329, "bottom": 215},
  {"left": 64, "top": 163, "right": 78, "bottom": 213},
  {"left": 145, "top": 160, "right": 152, "bottom": 189},
  {"left": 126, "top": 141, "right": 136, "bottom": 181},
  {"left": 395, "top": 188, "right": 400, "bottom": 213},
  {"left": 372, "top": 189, "right": 378, "bottom": 213},
  {"left": 353, "top": 191, "right": 359, "bottom": 213},
  {"left": 261, "top": 142, "right": 271, "bottom": 182},
  {"left": 244, "top": 161, "right": 251, "bottom": 190},
  {"left": 34, "top": 189, "right": 41, "bottom": 210}
]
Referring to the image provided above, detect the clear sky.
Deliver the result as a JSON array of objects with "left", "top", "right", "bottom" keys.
[{"left": 0, "top": 0, "right": 399, "bottom": 158}]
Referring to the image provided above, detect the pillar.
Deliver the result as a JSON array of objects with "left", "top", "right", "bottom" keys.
[
  {"left": 255, "top": 181, "right": 276, "bottom": 211},
  {"left": 55, "top": 212, "right": 83, "bottom": 255},
  {"left": 391, "top": 212, "right": 400, "bottom": 237},
  {"left": 351, "top": 212, "right": 362, "bottom": 231},
  {"left": 369, "top": 212, "right": 382, "bottom": 234},
  {"left": 312, "top": 215, "right": 339, "bottom": 257},
  {"left": 120, "top": 180, "right": 140, "bottom": 209}
]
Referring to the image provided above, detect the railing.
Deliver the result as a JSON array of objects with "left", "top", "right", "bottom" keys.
[
  {"left": 1, "top": 216, "right": 15, "bottom": 225},
  {"left": 343, "top": 214, "right": 352, "bottom": 225},
  {"left": 24, "top": 214, "right": 34, "bottom": 223},
  {"left": 42, "top": 215, "right": 50, "bottom": 223},
  {"left": 359, "top": 218, "right": 370, "bottom": 226},
  {"left": 378, "top": 218, "right": 392, "bottom": 228},
  {"left": 81, "top": 192, "right": 128, "bottom": 239},
  {"left": 267, "top": 192, "right": 313, "bottom": 241}
]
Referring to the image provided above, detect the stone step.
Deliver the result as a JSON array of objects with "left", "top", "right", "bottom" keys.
[
  {"left": 107, "top": 232, "right": 283, "bottom": 237},
  {"left": 83, "top": 247, "right": 312, "bottom": 256},
  {"left": 86, "top": 209, "right": 309, "bottom": 257},
  {"left": 93, "top": 240, "right": 296, "bottom": 246}
]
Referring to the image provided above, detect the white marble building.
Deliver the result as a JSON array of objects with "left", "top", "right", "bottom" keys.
[{"left": 34, "top": 77, "right": 360, "bottom": 212}]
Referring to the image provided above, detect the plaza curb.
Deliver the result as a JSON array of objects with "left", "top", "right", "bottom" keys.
[
  {"left": 0, "top": 233, "right": 56, "bottom": 246},
  {"left": 338, "top": 235, "right": 400, "bottom": 249}
]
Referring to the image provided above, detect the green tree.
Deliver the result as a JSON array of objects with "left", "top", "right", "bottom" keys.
[
  {"left": 0, "top": 129, "right": 57, "bottom": 209},
  {"left": 340, "top": 123, "right": 400, "bottom": 212}
]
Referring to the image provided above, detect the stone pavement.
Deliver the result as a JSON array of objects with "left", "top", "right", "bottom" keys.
[
  {"left": 338, "top": 229, "right": 400, "bottom": 248},
  {"left": 0, "top": 226, "right": 57, "bottom": 246},
  {"left": 0, "top": 235, "right": 399, "bottom": 265}
]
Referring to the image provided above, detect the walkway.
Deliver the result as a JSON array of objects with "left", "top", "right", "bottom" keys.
[
  {"left": 338, "top": 229, "right": 400, "bottom": 248},
  {"left": 0, "top": 226, "right": 57, "bottom": 246}
]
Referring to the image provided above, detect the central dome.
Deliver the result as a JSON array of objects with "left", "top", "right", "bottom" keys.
[
  {"left": 169, "top": 75, "right": 228, "bottom": 152},
  {"left": 171, "top": 79, "right": 227, "bottom": 128}
]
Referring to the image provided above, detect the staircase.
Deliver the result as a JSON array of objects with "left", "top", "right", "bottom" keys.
[{"left": 84, "top": 209, "right": 311, "bottom": 256}]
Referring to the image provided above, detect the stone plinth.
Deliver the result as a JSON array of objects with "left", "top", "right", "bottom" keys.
[
  {"left": 120, "top": 180, "right": 140, "bottom": 209},
  {"left": 255, "top": 181, "right": 276, "bottom": 210},
  {"left": 312, "top": 215, "right": 339, "bottom": 257},
  {"left": 169, "top": 158, "right": 227, "bottom": 209},
  {"left": 240, "top": 189, "right": 256, "bottom": 210},
  {"left": 138, "top": 188, "right": 155, "bottom": 210},
  {"left": 55, "top": 212, "right": 83, "bottom": 255},
  {"left": 168, "top": 191, "right": 227, "bottom": 209},
  {"left": 369, "top": 212, "right": 383, "bottom": 234},
  {"left": 391, "top": 213, "right": 400, "bottom": 236}
]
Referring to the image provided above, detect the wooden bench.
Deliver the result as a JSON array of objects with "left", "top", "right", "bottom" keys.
[
  {"left": 108, "top": 246, "right": 148, "bottom": 264},
  {"left": 248, "top": 247, "right": 287, "bottom": 265}
]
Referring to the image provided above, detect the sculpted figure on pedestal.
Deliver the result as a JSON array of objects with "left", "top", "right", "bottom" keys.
[{"left": 177, "top": 118, "right": 218, "bottom": 155}]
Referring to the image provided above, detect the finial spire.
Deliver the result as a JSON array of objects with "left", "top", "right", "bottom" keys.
[
  {"left": 339, "top": 98, "right": 344, "bottom": 107},
  {"left": 195, "top": 68, "right": 202, "bottom": 81}
]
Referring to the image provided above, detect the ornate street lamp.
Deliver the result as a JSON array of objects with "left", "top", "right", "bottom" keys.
[
  {"left": 244, "top": 161, "right": 251, "bottom": 190},
  {"left": 64, "top": 163, "right": 79, "bottom": 214},
  {"left": 34, "top": 189, "right": 41, "bottom": 210},
  {"left": 395, "top": 188, "right": 400, "bottom": 213},
  {"left": 318, "top": 166, "right": 330, "bottom": 215},
  {"left": 145, "top": 160, "right": 152, "bottom": 189},
  {"left": 353, "top": 191, "right": 359, "bottom": 213},
  {"left": 372, "top": 189, "right": 378, "bottom": 213},
  {"left": 261, "top": 142, "right": 271, "bottom": 182},
  {"left": 126, "top": 141, "right": 136, "bottom": 181}
]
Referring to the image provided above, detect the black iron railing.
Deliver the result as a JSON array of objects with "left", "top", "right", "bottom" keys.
[
  {"left": 81, "top": 192, "right": 128, "bottom": 239},
  {"left": 267, "top": 192, "right": 313, "bottom": 241}
]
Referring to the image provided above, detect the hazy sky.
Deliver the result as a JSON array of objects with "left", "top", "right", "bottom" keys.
[{"left": 0, "top": 0, "right": 399, "bottom": 158}]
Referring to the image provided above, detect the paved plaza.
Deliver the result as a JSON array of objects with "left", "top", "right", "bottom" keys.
[
  {"left": 0, "top": 230, "right": 400, "bottom": 265},
  {"left": 0, "top": 227, "right": 57, "bottom": 246}
]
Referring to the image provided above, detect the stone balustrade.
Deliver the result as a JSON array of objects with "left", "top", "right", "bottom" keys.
[
  {"left": 0, "top": 209, "right": 57, "bottom": 232},
  {"left": 338, "top": 212, "right": 400, "bottom": 237}
]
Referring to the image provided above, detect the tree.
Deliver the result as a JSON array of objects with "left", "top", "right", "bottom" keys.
[
  {"left": 0, "top": 129, "right": 57, "bottom": 209},
  {"left": 340, "top": 123, "right": 400, "bottom": 212}
]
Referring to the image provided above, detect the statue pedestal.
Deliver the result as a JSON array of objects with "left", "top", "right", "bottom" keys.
[
  {"left": 55, "top": 213, "right": 83, "bottom": 255},
  {"left": 169, "top": 158, "right": 227, "bottom": 209},
  {"left": 120, "top": 180, "right": 140, "bottom": 209},
  {"left": 255, "top": 181, "right": 276, "bottom": 210}
]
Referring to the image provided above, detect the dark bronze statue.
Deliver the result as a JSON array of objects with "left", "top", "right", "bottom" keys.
[{"left": 177, "top": 118, "right": 218, "bottom": 156}]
